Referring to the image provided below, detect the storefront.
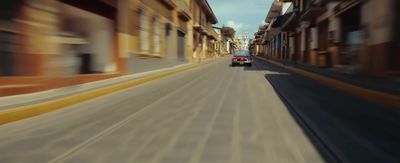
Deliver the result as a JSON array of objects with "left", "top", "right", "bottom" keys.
[
  {"left": 177, "top": 18, "right": 188, "bottom": 61},
  {"left": 58, "top": 0, "right": 117, "bottom": 74},
  {"left": 177, "top": 30, "right": 186, "bottom": 61}
]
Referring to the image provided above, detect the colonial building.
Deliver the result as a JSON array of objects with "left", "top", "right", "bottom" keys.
[
  {"left": 191, "top": 0, "right": 218, "bottom": 61},
  {"left": 221, "top": 26, "right": 237, "bottom": 54},
  {"left": 119, "top": 0, "right": 194, "bottom": 73},
  {"left": 0, "top": 0, "right": 218, "bottom": 96},
  {"left": 253, "top": 25, "right": 267, "bottom": 56},
  {"left": 259, "top": 0, "right": 399, "bottom": 77},
  {"left": 0, "top": 0, "right": 119, "bottom": 76}
]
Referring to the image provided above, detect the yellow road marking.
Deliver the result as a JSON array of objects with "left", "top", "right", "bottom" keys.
[
  {"left": 0, "top": 60, "right": 214, "bottom": 125},
  {"left": 257, "top": 57, "right": 400, "bottom": 108}
]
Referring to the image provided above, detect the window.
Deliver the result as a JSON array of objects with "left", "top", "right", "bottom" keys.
[
  {"left": 153, "top": 17, "right": 161, "bottom": 55},
  {"left": 139, "top": 9, "right": 149, "bottom": 53}
]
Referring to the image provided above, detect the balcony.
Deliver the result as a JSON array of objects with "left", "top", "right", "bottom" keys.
[
  {"left": 257, "top": 30, "right": 265, "bottom": 35},
  {"left": 193, "top": 24, "right": 206, "bottom": 34},
  {"left": 177, "top": 0, "right": 191, "bottom": 21},
  {"left": 254, "top": 32, "right": 263, "bottom": 40},
  {"left": 300, "top": 0, "right": 332, "bottom": 20},
  {"left": 271, "top": 13, "right": 294, "bottom": 28},
  {"left": 334, "top": 0, "right": 362, "bottom": 16},
  {"left": 281, "top": 12, "right": 300, "bottom": 31},
  {"left": 158, "top": 0, "right": 177, "bottom": 9},
  {"left": 206, "top": 24, "right": 219, "bottom": 40},
  {"left": 258, "top": 24, "right": 268, "bottom": 32},
  {"left": 300, "top": 5, "right": 327, "bottom": 20},
  {"left": 266, "top": 2, "right": 283, "bottom": 23}
]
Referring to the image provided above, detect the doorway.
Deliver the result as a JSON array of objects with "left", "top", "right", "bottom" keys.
[
  {"left": 165, "top": 23, "right": 174, "bottom": 60},
  {"left": 318, "top": 20, "right": 329, "bottom": 51},
  {"left": 177, "top": 30, "right": 186, "bottom": 61}
]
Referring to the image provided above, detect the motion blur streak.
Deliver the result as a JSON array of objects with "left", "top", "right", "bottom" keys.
[{"left": 1, "top": 0, "right": 400, "bottom": 163}]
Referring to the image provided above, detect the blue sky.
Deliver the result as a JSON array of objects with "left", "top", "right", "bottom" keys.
[{"left": 208, "top": 0, "right": 274, "bottom": 37}]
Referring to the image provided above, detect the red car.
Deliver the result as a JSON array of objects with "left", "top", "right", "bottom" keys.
[{"left": 231, "top": 51, "right": 253, "bottom": 67}]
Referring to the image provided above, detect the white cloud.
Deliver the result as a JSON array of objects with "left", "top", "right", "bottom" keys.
[
  {"left": 226, "top": 20, "right": 243, "bottom": 31},
  {"left": 225, "top": 21, "right": 252, "bottom": 35}
]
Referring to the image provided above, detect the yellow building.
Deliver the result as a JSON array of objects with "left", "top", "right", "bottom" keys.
[
  {"left": 0, "top": 0, "right": 218, "bottom": 96},
  {"left": 190, "top": 0, "right": 218, "bottom": 61},
  {"left": 116, "top": 0, "right": 193, "bottom": 73},
  {"left": 118, "top": 0, "right": 219, "bottom": 71}
]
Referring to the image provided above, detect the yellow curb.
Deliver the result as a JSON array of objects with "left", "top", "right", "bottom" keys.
[
  {"left": 257, "top": 57, "right": 400, "bottom": 108},
  {"left": 0, "top": 60, "right": 215, "bottom": 125}
]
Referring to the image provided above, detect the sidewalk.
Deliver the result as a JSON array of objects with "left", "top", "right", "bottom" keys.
[
  {"left": 254, "top": 56, "right": 400, "bottom": 108},
  {"left": 0, "top": 58, "right": 219, "bottom": 125},
  {"left": 253, "top": 59, "right": 400, "bottom": 162},
  {"left": 277, "top": 59, "right": 400, "bottom": 96},
  {"left": 127, "top": 56, "right": 189, "bottom": 74},
  {"left": 0, "top": 58, "right": 217, "bottom": 110}
]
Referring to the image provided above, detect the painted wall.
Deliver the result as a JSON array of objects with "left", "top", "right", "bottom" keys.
[
  {"left": 363, "top": 0, "right": 393, "bottom": 45},
  {"left": 61, "top": 3, "right": 115, "bottom": 73}
]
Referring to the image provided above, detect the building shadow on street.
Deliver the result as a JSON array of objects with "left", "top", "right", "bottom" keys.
[
  {"left": 242, "top": 58, "right": 288, "bottom": 74},
  {"left": 263, "top": 63, "right": 400, "bottom": 163}
]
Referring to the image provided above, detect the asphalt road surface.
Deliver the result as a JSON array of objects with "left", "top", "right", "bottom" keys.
[{"left": 0, "top": 57, "right": 399, "bottom": 163}]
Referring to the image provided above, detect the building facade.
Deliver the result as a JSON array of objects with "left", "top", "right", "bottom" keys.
[
  {"left": 190, "top": 0, "right": 218, "bottom": 61},
  {"left": 0, "top": 0, "right": 218, "bottom": 96},
  {"left": 254, "top": 0, "right": 399, "bottom": 77}
]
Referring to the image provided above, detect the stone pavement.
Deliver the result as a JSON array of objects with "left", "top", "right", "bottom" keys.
[
  {"left": 0, "top": 58, "right": 325, "bottom": 163},
  {"left": 252, "top": 57, "right": 400, "bottom": 163}
]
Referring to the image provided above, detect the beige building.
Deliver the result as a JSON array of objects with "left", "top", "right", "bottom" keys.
[
  {"left": 116, "top": 0, "right": 193, "bottom": 73},
  {"left": 190, "top": 0, "right": 218, "bottom": 61},
  {"left": 0, "top": 0, "right": 219, "bottom": 96},
  {"left": 0, "top": 0, "right": 218, "bottom": 75}
]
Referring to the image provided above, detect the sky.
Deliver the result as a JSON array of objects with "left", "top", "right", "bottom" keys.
[{"left": 208, "top": 0, "right": 274, "bottom": 38}]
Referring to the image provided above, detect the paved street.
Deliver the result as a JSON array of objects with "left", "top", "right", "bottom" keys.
[{"left": 0, "top": 57, "right": 399, "bottom": 163}]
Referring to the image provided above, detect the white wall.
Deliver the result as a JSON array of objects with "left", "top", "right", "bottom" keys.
[
  {"left": 310, "top": 27, "right": 318, "bottom": 49},
  {"left": 282, "top": 2, "right": 293, "bottom": 14}
]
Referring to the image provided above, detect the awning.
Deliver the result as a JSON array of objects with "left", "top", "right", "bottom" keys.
[
  {"left": 266, "top": 2, "right": 283, "bottom": 23},
  {"left": 300, "top": 7, "right": 327, "bottom": 21},
  {"left": 207, "top": 30, "right": 218, "bottom": 40},
  {"left": 282, "top": 13, "right": 300, "bottom": 31},
  {"left": 271, "top": 13, "right": 294, "bottom": 28}
]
